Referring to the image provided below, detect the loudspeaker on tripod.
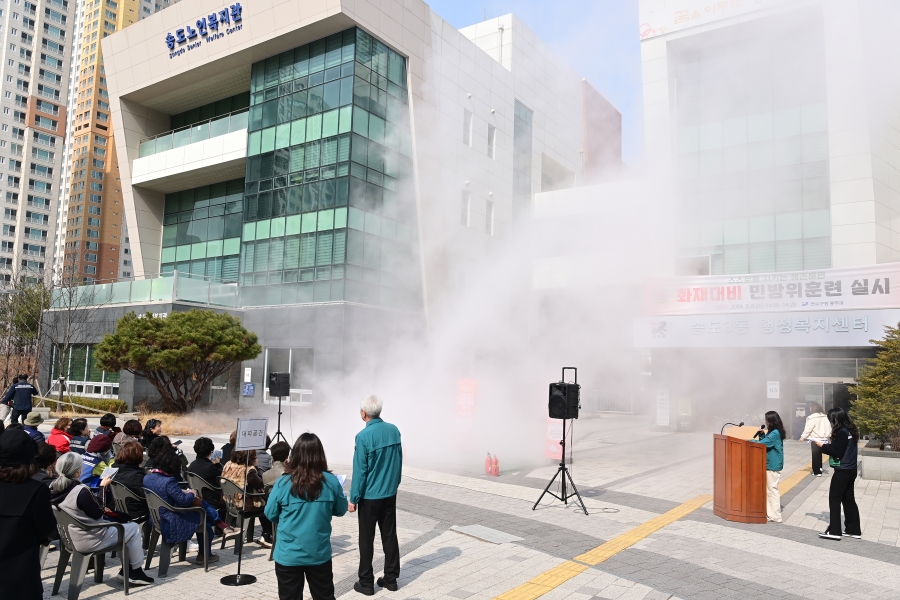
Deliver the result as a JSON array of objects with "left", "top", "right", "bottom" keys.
[
  {"left": 548, "top": 381, "right": 580, "bottom": 420},
  {"left": 269, "top": 372, "right": 290, "bottom": 397}
]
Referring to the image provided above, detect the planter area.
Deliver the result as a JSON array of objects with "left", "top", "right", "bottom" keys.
[{"left": 860, "top": 440, "right": 900, "bottom": 482}]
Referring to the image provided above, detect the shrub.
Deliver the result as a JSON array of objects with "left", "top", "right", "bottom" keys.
[{"left": 43, "top": 396, "right": 128, "bottom": 414}]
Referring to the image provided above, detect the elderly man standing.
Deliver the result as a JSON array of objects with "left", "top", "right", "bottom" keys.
[{"left": 350, "top": 395, "right": 402, "bottom": 596}]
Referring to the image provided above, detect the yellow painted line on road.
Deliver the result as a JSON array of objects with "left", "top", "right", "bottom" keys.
[
  {"left": 779, "top": 462, "right": 813, "bottom": 496},
  {"left": 493, "top": 494, "right": 713, "bottom": 600},
  {"left": 494, "top": 561, "right": 588, "bottom": 600},
  {"left": 575, "top": 494, "right": 713, "bottom": 565}
]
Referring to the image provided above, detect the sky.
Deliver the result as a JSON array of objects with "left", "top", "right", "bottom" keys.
[{"left": 425, "top": 0, "right": 644, "bottom": 165}]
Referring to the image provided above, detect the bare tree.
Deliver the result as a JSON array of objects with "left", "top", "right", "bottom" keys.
[
  {"left": 40, "top": 267, "right": 110, "bottom": 409},
  {"left": 0, "top": 265, "right": 52, "bottom": 394}
]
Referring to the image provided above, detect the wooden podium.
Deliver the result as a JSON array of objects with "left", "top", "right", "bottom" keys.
[{"left": 713, "top": 427, "right": 767, "bottom": 524}]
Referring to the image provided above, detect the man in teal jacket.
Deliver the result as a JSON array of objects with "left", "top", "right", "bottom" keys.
[{"left": 349, "top": 395, "right": 402, "bottom": 595}]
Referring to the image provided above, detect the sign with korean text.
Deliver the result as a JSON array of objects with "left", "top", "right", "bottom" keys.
[
  {"left": 165, "top": 3, "right": 243, "bottom": 59},
  {"left": 235, "top": 417, "right": 268, "bottom": 451},
  {"left": 767, "top": 381, "right": 780, "bottom": 399},
  {"left": 640, "top": 0, "right": 780, "bottom": 40},
  {"left": 634, "top": 309, "right": 900, "bottom": 348},
  {"left": 241, "top": 383, "right": 255, "bottom": 397},
  {"left": 656, "top": 389, "right": 670, "bottom": 426},
  {"left": 644, "top": 264, "right": 899, "bottom": 316}
]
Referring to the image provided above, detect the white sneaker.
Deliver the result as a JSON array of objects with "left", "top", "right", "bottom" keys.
[
  {"left": 819, "top": 531, "right": 841, "bottom": 541},
  {"left": 187, "top": 541, "right": 199, "bottom": 553},
  {"left": 843, "top": 531, "right": 862, "bottom": 539},
  {"left": 815, "top": 473, "right": 822, "bottom": 477}
]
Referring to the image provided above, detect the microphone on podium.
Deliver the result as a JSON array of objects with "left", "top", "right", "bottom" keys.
[{"left": 720, "top": 421, "right": 744, "bottom": 435}]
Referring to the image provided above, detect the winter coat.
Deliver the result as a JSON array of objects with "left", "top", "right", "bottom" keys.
[
  {"left": 112, "top": 463, "right": 149, "bottom": 519},
  {"left": 143, "top": 471, "right": 202, "bottom": 544},
  {"left": 800, "top": 412, "right": 830, "bottom": 441},
  {"left": 47, "top": 428, "right": 72, "bottom": 454},
  {"left": 221, "top": 461, "right": 265, "bottom": 510},
  {"left": 23, "top": 425, "right": 45, "bottom": 444},
  {"left": 0, "top": 478, "right": 56, "bottom": 599}
]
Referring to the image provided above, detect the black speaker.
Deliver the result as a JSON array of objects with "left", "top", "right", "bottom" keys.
[
  {"left": 549, "top": 381, "right": 580, "bottom": 419},
  {"left": 268, "top": 372, "right": 290, "bottom": 397}
]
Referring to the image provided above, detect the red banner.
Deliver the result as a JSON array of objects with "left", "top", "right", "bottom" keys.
[{"left": 545, "top": 418, "right": 563, "bottom": 460}]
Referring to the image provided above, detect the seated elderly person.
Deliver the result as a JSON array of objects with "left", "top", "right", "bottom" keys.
[
  {"left": 262, "top": 441, "right": 291, "bottom": 486},
  {"left": 187, "top": 437, "right": 224, "bottom": 512},
  {"left": 113, "top": 419, "right": 143, "bottom": 458},
  {"left": 111, "top": 441, "right": 149, "bottom": 520},
  {"left": 143, "top": 449, "right": 236, "bottom": 565}
]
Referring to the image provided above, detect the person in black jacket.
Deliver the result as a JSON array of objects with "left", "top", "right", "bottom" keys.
[
  {"left": 815, "top": 407, "right": 862, "bottom": 540},
  {"left": 32, "top": 442, "right": 57, "bottom": 487},
  {"left": 111, "top": 441, "right": 149, "bottom": 520},
  {"left": 3, "top": 375, "right": 38, "bottom": 425},
  {"left": 187, "top": 437, "right": 224, "bottom": 516},
  {"left": 0, "top": 428, "right": 57, "bottom": 599},
  {"left": 141, "top": 419, "right": 162, "bottom": 449}
]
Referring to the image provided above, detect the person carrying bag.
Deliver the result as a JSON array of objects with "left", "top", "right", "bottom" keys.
[{"left": 799, "top": 402, "right": 830, "bottom": 476}]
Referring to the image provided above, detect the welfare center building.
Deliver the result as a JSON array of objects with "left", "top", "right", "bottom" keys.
[
  {"left": 533, "top": 0, "right": 900, "bottom": 435},
  {"left": 45, "top": 0, "right": 621, "bottom": 407}
]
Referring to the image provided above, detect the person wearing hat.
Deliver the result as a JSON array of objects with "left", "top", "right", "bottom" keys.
[
  {"left": 23, "top": 412, "right": 45, "bottom": 444},
  {"left": 0, "top": 428, "right": 57, "bottom": 598},
  {"left": 81, "top": 433, "right": 115, "bottom": 487},
  {"left": 3, "top": 375, "right": 38, "bottom": 425}
]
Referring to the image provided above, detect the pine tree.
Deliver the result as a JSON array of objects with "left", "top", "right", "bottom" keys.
[{"left": 850, "top": 324, "right": 900, "bottom": 444}]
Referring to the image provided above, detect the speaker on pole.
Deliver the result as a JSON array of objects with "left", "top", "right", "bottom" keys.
[{"left": 268, "top": 372, "right": 290, "bottom": 397}]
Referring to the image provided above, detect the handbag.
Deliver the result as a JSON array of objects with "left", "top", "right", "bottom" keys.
[{"left": 829, "top": 455, "right": 841, "bottom": 468}]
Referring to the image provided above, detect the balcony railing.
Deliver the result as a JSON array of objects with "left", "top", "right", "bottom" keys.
[
  {"left": 26, "top": 201, "right": 49, "bottom": 209},
  {"left": 30, "top": 169, "right": 54, "bottom": 178},
  {"left": 28, "top": 185, "right": 52, "bottom": 192},
  {"left": 139, "top": 109, "right": 248, "bottom": 158},
  {"left": 25, "top": 217, "right": 48, "bottom": 225},
  {"left": 50, "top": 270, "right": 240, "bottom": 309},
  {"left": 3, "top": 215, "right": 17, "bottom": 221},
  {"left": 40, "top": 59, "right": 62, "bottom": 70},
  {"left": 23, "top": 250, "right": 46, "bottom": 257},
  {"left": 37, "top": 89, "right": 60, "bottom": 101},
  {"left": 41, "top": 43, "right": 64, "bottom": 56},
  {"left": 38, "top": 74, "right": 61, "bottom": 85},
  {"left": 48, "top": 0, "right": 68, "bottom": 11}
]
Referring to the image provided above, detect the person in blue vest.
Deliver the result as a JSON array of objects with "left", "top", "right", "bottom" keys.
[
  {"left": 349, "top": 395, "right": 402, "bottom": 596},
  {"left": 4, "top": 375, "right": 38, "bottom": 425},
  {"left": 22, "top": 412, "right": 45, "bottom": 444},
  {"left": 750, "top": 410, "right": 785, "bottom": 523},
  {"left": 265, "top": 432, "right": 348, "bottom": 600}
]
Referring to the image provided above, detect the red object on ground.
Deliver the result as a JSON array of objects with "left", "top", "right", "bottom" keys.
[
  {"left": 485, "top": 452, "right": 492, "bottom": 475},
  {"left": 491, "top": 454, "right": 499, "bottom": 476}
]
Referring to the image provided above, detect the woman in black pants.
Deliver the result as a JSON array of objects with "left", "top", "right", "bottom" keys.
[{"left": 815, "top": 408, "right": 861, "bottom": 540}]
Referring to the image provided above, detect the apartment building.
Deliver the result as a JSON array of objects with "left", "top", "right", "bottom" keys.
[
  {"left": 55, "top": 0, "right": 178, "bottom": 284},
  {"left": 0, "top": 0, "right": 74, "bottom": 281}
]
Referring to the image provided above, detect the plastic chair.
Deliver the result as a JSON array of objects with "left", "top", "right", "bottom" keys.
[
  {"left": 51, "top": 506, "right": 131, "bottom": 599},
  {"left": 109, "top": 482, "right": 152, "bottom": 547},
  {"left": 219, "top": 477, "right": 267, "bottom": 555},
  {"left": 143, "top": 489, "right": 208, "bottom": 577},
  {"left": 186, "top": 472, "right": 222, "bottom": 507}
]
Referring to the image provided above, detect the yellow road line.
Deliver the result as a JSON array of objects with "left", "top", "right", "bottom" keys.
[
  {"left": 494, "top": 561, "right": 588, "bottom": 600},
  {"left": 779, "top": 462, "right": 813, "bottom": 496},
  {"left": 575, "top": 494, "right": 713, "bottom": 565},
  {"left": 493, "top": 494, "right": 713, "bottom": 600}
]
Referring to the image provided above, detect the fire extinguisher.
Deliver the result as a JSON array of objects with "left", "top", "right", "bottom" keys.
[
  {"left": 491, "top": 454, "right": 499, "bottom": 476},
  {"left": 485, "top": 452, "right": 492, "bottom": 475}
]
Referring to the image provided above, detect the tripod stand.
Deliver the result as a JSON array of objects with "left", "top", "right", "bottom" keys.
[
  {"left": 271, "top": 395, "right": 289, "bottom": 445},
  {"left": 533, "top": 417, "right": 588, "bottom": 515}
]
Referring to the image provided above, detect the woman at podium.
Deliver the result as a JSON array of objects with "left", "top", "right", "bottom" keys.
[{"left": 750, "top": 411, "right": 785, "bottom": 523}]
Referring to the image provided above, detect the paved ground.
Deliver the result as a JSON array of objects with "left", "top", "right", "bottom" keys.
[{"left": 36, "top": 414, "right": 900, "bottom": 599}]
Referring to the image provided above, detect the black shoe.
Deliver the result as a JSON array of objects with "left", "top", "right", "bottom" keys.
[
  {"left": 117, "top": 567, "right": 155, "bottom": 585},
  {"left": 354, "top": 581, "right": 375, "bottom": 596},
  {"left": 377, "top": 577, "right": 398, "bottom": 591}
]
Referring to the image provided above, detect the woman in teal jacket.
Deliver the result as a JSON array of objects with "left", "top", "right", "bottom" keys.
[
  {"left": 750, "top": 411, "right": 786, "bottom": 523},
  {"left": 265, "top": 433, "right": 348, "bottom": 600}
]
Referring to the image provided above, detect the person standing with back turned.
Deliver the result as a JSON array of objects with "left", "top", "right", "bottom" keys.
[
  {"left": 799, "top": 402, "right": 830, "bottom": 477},
  {"left": 349, "top": 395, "right": 402, "bottom": 596},
  {"left": 4, "top": 375, "right": 37, "bottom": 425}
]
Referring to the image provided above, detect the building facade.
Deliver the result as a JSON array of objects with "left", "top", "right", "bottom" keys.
[
  {"left": 44, "top": 2, "right": 620, "bottom": 405},
  {"left": 0, "top": 0, "right": 76, "bottom": 281},
  {"left": 640, "top": 0, "right": 900, "bottom": 276}
]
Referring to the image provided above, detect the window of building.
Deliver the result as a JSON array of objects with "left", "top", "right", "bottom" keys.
[
  {"left": 463, "top": 109, "right": 473, "bottom": 147},
  {"left": 487, "top": 125, "right": 496, "bottom": 159},
  {"left": 485, "top": 200, "right": 494, "bottom": 236}
]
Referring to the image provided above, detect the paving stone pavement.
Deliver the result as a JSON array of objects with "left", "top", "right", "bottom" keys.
[{"left": 38, "top": 414, "right": 900, "bottom": 598}]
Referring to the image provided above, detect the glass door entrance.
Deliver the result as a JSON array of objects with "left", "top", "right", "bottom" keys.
[{"left": 793, "top": 381, "right": 853, "bottom": 438}]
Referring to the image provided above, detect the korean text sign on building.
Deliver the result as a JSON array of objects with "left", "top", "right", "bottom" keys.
[{"left": 643, "top": 264, "right": 898, "bottom": 316}]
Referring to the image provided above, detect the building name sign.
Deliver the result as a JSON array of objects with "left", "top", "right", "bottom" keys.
[
  {"left": 634, "top": 309, "right": 900, "bottom": 349},
  {"left": 165, "top": 3, "right": 243, "bottom": 59},
  {"left": 644, "top": 264, "right": 899, "bottom": 316}
]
